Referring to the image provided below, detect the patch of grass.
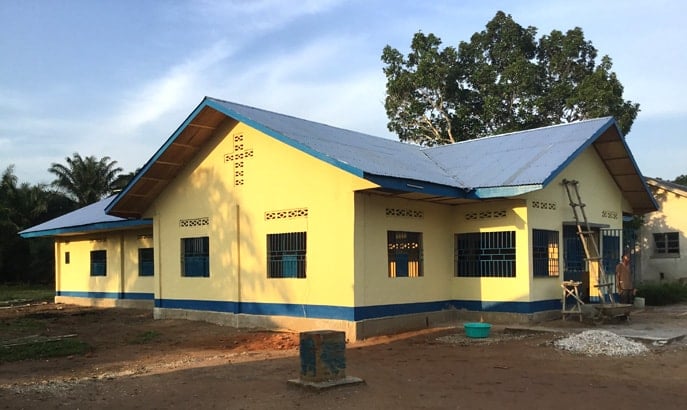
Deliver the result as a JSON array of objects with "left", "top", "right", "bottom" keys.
[
  {"left": 636, "top": 281, "right": 687, "bottom": 306},
  {"left": 0, "top": 283, "right": 53, "bottom": 302},
  {"left": 4, "top": 317, "right": 43, "bottom": 332},
  {"left": 0, "top": 339, "right": 90, "bottom": 362},
  {"left": 129, "top": 330, "right": 161, "bottom": 344}
]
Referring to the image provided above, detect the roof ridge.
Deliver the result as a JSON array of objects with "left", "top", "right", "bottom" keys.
[
  {"left": 421, "top": 117, "right": 614, "bottom": 151},
  {"left": 206, "top": 96, "right": 416, "bottom": 149}
]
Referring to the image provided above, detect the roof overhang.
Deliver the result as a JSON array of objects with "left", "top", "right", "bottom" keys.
[
  {"left": 19, "top": 219, "right": 152, "bottom": 239},
  {"left": 535, "top": 119, "right": 658, "bottom": 215},
  {"left": 588, "top": 124, "right": 659, "bottom": 214},
  {"left": 107, "top": 98, "right": 367, "bottom": 218}
]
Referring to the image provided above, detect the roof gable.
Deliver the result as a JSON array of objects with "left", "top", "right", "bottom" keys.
[{"left": 106, "top": 96, "right": 657, "bottom": 218}]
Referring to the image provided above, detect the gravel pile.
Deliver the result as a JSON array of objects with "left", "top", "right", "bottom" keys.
[{"left": 554, "top": 330, "right": 649, "bottom": 356}]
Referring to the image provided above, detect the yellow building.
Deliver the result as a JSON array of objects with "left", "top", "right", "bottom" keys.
[
  {"left": 639, "top": 178, "right": 687, "bottom": 283},
  {"left": 21, "top": 97, "right": 657, "bottom": 340}
]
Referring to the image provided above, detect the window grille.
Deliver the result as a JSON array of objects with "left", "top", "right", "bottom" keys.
[
  {"left": 90, "top": 250, "right": 107, "bottom": 277},
  {"left": 65, "top": 251, "right": 70, "bottom": 265},
  {"left": 181, "top": 237, "right": 209, "bottom": 277},
  {"left": 653, "top": 232, "right": 679, "bottom": 256},
  {"left": 139, "top": 248, "right": 154, "bottom": 277},
  {"left": 387, "top": 231, "right": 423, "bottom": 277},
  {"left": 455, "top": 231, "right": 516, "bottom": 277},
  {"left": 267, "top": 232, "right": 307, "bottom": 278},
  {"left": 532, "top": 229, "right": 559, "bottom": 277}
]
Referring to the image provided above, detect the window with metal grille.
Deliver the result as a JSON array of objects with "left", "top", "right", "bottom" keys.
[
  {"left": 138, "top": 248, "right": 154, "bottom": 277},
  {"left": 532, "top": 229, "right": 559, "bottom": 277},
  {"left": 181, "top": 237, "right": 209, "bottom": 277},
  {"left": 267, "top": 232, "right": 306, "bottom": 278},
  {"left": 65, "top": 251, "right": 70, "bottom": 264},
  {"left": 90, "top": 250, "right": 107, "bottom": 277},
  {"left": 387, "top": 231, "right": 423, "bottom": 277},
  {"left": 455, "top": 231, "right": 516, "bottom": 277},
  {"left": 653, "top": 232, "right": 679, "bottom": 256}
]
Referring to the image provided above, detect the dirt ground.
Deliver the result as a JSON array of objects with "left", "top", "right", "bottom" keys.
[{"left": 2, "top": 302, "right": 687, "bottom": 409}]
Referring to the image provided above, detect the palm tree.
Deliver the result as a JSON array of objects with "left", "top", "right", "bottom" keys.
[{"left": 48, "top": 153, "right": 124, "bottom": 207}]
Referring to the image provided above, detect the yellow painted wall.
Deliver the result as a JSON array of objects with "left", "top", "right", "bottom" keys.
[
  {"left": 354, "top": 193, "right": 455, "bottom": 306},
  {"left": 147, "top": 121, "right": 377, "bottom": 307},
  {"left": 144, "top": 119, "right": 631, "bottom": 313},
  {"left": 524, "top": 147, "right": 624, "bottom": 301},
  {"left": 55, "top": 228, "right": 154, "bottom": 296},
  {"left": 449, "top": 200, "right": 530, "bottom": 303},
  {"left": 640, "top": 185, "right": 687, "bottom": 281}
]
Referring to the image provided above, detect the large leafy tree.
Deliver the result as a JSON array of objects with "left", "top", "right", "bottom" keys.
[
  {"left": 382, "top": 11, "right": 640, "bottom": 145},
  {"left": 48, "top": 153, "right": 123, "bottom": 207}
]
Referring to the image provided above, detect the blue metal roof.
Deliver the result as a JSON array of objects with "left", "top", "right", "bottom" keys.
[
  {"left": 19, "top": 196, "right": 152, "bottom": 238},
  {"left": 204, "top": 98, "right": 461, "bottom": 187},
  {"left": 423, "top": 117, "right": 616, "bottom": 194},
  {"left": 103, "top": 96, "right": 656, "bottom": 217}
]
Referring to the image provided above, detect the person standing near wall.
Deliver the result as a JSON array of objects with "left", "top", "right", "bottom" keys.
[{"left": 615, "top": 253, "right": 635, "bottom": 304}]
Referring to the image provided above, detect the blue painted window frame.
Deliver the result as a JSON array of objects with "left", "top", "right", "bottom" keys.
[
  {"left": 387, "top": 231, "right": 423, "bottom": 278},
  {"left": 653, "top": 232, "right": 679, "bottom": 257},
  {"left": 90, "top": 250, "right": 107, "bottom": 277},
  {"left": 455, "top": 231, "right": 516, "bottom": 277},
  {"left": 267, "top": 232, "right": 307, "bottom": 278},
  {"left": 181, "top": 237, "right": 209, "bottom": 277},
  {"left": 532, "top": 229, "right": 559, "bottom": 277},
  {"left": 138, "top": 248, "right": 154, "bottom": 277}
]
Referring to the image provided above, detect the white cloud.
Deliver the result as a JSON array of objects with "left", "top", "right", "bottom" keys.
[{"left": 109, "top": 40, "right": 235, "bottom": 135}]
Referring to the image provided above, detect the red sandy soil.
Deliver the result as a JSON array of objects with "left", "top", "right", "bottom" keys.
[{"left": 1, "top": 302, "right": 687, "bottom": 409}]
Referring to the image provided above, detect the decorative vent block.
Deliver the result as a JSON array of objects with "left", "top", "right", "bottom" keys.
[
  {"left": 224, "top": 150, "right": 254, "bottom": 162},
  {"left": 265, "top": 208, "right": 309, "bottom": 220},
  {"left": 385, "top": 208, "right": 424, "bottom": 218},
  {"left": 179, "top": 217, "right": 210, "bottom": 228},
  {"left": 531, "top": 200, "right": 557, "bottom": 210},
  {"left": 465, "top": 210, "right": 507, "bottom": 220},
  {"left": 602, "top": 210, "right": 618, "bottom": 219}
]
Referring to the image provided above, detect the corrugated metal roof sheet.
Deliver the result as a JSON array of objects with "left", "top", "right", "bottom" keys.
[
  {"left": 19, "top": 196, "right": 151, "bottom": 238},
  {"left": 206, "top": 98, "right": 459, "bottom": 187},
  {"left": 99, "top": 96, "right": 657, "bottom": 217},
  {"left": 423, "top": 117, "right": 614, "bottom": 189}
]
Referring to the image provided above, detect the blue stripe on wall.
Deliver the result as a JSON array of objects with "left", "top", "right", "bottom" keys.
[
  {"left": 153, "top": 298, "right": 562, "bottom": 321},
  {"left": 57, "top": 291, "right": 154, "bottom": 300},
  {"left": 61, "top": 291, "right": 561, "bottom": 320}
]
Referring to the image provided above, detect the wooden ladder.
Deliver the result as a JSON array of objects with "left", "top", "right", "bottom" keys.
[{"left": 562, "top": 179, "right": 616, "bottom": 306}]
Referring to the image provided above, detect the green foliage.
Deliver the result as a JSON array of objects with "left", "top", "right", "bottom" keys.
[
  {"left": 673, "top": 174, "right": 687, "bottom": 186},
  {"left": 0, "top": 339, "right": 90, "bottom": 362},
  {"left": 381, "top": 11, "right": 640, "bottom": 145},
  {"left": 49, "top": 153, "right": 124, "bottom": 207},
  {"left": 636, "top": 281, "right": 687, "bottom": 306},
  {"left": 0, "top": 283, "right": 54, "bottom": 302},
  {"left": 1, "top": 165, "right": 77, "bottom": 283}
]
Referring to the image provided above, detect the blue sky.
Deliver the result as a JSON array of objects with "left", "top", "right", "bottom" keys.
[{"left": 1, "top": 0, "right": 686, "bottom": 184}]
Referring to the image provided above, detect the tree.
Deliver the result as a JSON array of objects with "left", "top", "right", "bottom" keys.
[
  {"left": 48, "top": 153, "right": 124, "bottom": 207},
  {"left": 381, "top": 11, "right": 640, "bottom": 145},
  {"left": 673, "top": 175, "right": 687, "bottom": 186}
]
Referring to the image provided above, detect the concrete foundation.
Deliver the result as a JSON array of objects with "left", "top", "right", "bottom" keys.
[
  {"left": 55, "top": 296, "right": 153, "bottom": 309},
  {"left": 153, "top": 307, "right": 561, "bottom": 341}
]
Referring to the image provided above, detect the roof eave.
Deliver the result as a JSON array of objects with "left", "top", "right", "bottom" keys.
[
  {"left": 19, "top": 219, "right": 153, "bottom": 239},
  {"left": 469, "top": 184, "right": 543, "bottom": 199},
  {"left": 363, "top": 173, "right": 469, "bottom": 198}
]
